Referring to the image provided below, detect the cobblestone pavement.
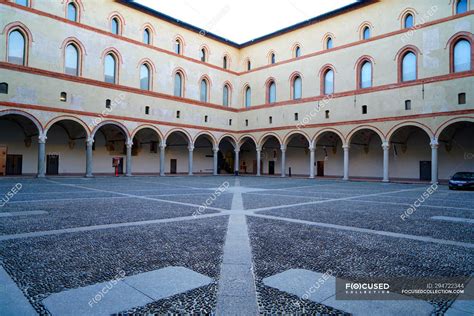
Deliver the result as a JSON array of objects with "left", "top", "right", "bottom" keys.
[{"left": 0, "top": 176, "right": 473, "bottom": 315}]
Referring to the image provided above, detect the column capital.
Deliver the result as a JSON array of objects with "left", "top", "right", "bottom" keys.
[
  {"left": 160, "top": 143, "right": 167, "bottom": 149},
  {"left": 213, "top": 147, "right": 219, "bottom": 153},
  {"left": 234, "top": 148, "right": 240, "bottom": 153},
  {"left": 342, "top": 144, "right": 350, "bottom": 150},
  {"left": 382, "top": 141, "right": 390, "bottom": 150},
  {"left": 86, "top": 137, "right": 94, "bottom": 146},
  {"left": 309, "top": 145, "right": 315, "bottom": 152},
  {"left": 126, "top": 140, "right": 133, "bottom": 148},
  {"left": 38, "top": 133, "right": 47, "bottom": 144},
  {"left": 280, "top": 144, "right": 287, "bottom": 152},
  {"left": 188, "top": 146, "right": 195, "bottom": 152},
  {"left": 256, "top": 146, "right": 262, "bottom": 152},
  {"left": 430, "top": 138, "right": 439, "bottom": 149}
]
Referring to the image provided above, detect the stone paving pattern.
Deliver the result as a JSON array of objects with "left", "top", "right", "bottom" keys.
[{"left": 0, "top": 176, "right": 472, "bottom": 315}]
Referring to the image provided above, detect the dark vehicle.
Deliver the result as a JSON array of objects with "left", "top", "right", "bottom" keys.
[{"left": 449, "top": 172, "right": 474, "bottom": 190}]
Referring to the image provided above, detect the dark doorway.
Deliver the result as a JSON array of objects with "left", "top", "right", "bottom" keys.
[
  {"left": 6, "top": 154, "right": 22, "bottom": 175},
  {"left": 46, "top": 155, "right": 59, "bottom": 175},
  {"left": 317, "top": 161, "right": 325, "bottom": 177},
  {"left": 268, "top": 161, "right": 275, "bottom": 175},
  {"left": 419, "top": 161, "right": 431, "bottom": 181},
  {"left": 170, "top": 159, "right": 177, "bottom": 174},
  {"left": 118, "top": 157, "right": 124, "bottom": 175}
]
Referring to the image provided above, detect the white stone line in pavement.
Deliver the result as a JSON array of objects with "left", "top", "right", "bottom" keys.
[
  {"left": 129, "top": 178, "right": 207, "bottom": 190},
  {"left": 353, "top": 199, "right": 474, "bottom": 212},
  {"left": 216, "top": 178, "right": 259, "bottom": 316},
  {"left": 245, "top": 192, "right": 337, "bottom": 200},
  {"left": 44, "top": 179, "right": 227, "bottom": 212},
  {"left": 247, "top": 187, "right": 427, "bottom": 212},
  {"left": 0, "top": 210, "right": 48, "bottom": 217},
  {"left": 263, "top": 269, "right": 434, "bottom": 316},
  {"left": 0, "top": 213, "right": 224, "bottom": 241},
  {"left": 0, "top": 266, "right": 37, "bottom": 316},
  {"left": 445, "top": 275, "right": 474, "bottom": 315},
  {"left": 431, "top": 216, "right": 474, "bottom": 224},
  {"left": 251, "top": 214, "right": 474, "bottom": 249},
  {"left": 42, "top": 266, "right": 213, "bottom": 316},
  {"left": 6, "top": 196, "right": 131, "bottom": 204}
]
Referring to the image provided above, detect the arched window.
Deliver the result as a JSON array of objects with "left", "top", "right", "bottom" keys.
[
  {"left": 453, "top": 39, "right": 471, "bottom": 72},
  {"left": 292, "top": 76, "right": 302, "bottom": 100},
  {"left": 175, "top": 39, "right": 182, "bottom": 54},
  {"left": 359, "top": 61, "right": 372, "bottom": 89},
  {"left": 200, "top": 79, "right": 209, "bottom": 102},
  {"left": 223, "top": 56, "right": 228, "bottom": 69},
  {"left": 362, "top": 26, "right": 371, "bottom": 40},
  {"left": 245, "top": 86, "right": 251, "bottom": 108},
  {"left": 140, "top": 64, "right": 151, "bottom": 90},
  {"left": 143, "top": 28, "right": 151, "bottom": 45},
  {"left": 174, "top": 72, "right": 183, "bottom": 97},
  {"left": 456, "top": 0, "right": 468, "bottom": 14},
  {"left": 65, "top": 43, "right": 79, "bottom": 76},
  {"left": 104, "top": 53, "right": 117, "bottom": 84},
  {"left": 67, "top": 2, "right": 78, "bottom": 22},
  {"left": 223, "top": 85, "right": 230, "bottom": 106},
  {"left": 200, "top": 48, "right": 207, "bottom": 62},
  {"left": 247, "top": 60, "right": 251, "bottom": 71},
  {"left": 323, "top": 69, "right": 334, "bottom": 95},
  {"left": 7, "top": 30, "right": 26, "bottom": 65},
  {"left": 404, "top": 14, "right": 414, "bottom": 28},
  {"left": 270, "top": 53, "right": 276, "bottom": 64},
  {"left": 267, "top": 81, "right": 276, "bottom": 104},
  {"left": 295, "top": 46, "right": 301, "bottom": 58},
  {"left": 111, "top": 17, "right": 120, "bottom": 35},
  {"left": 0, "top": 83, "right": 9, "bottom": 94},
  {"left": 327, "top": 37, "right": 333, "bottom": 49},
  {"left": 401, "top": 51, "right": 417, "bottom": 82},
  {"left": 15, "top": 0, "right": 29, "bottom": 6}
]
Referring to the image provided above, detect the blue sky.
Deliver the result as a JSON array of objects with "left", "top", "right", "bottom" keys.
[{"left": 135, "top": 0, "right": 356, "bottom": 43}]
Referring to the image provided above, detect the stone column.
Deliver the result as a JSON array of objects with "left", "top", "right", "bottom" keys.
[
  {"left": 188, "top": 145, "right": 194, "bottom": 176},
  {"left": 160, "top": 143, "right": 166, "bottom": 176},
  {"left": 37, "top": 133, "right": 47, "bottom": 178},
  {"left": 309, "top": 145, "right": 315, "bottom": 179},
  {"left": 281, "top": 145, "right": 287, "bottom": 178},
  {"left": 213, "top": 147, "right": 219, "bottom": 176},
  {"left": 256, "top": 147, "right": 262, "bottom": 176},
  {"left": 125, "top": 140, "right": 133, "bottom": 177},
  {"left": 431, "top": 139, "right": 439, "bottom": 184},
  {"left": 382, "top": 141, "right": 390, "bottom": 183},
  {"left": 343, "top": 144, "right": 350, "bottom": 181},
  {"left": 86, "top": 137, "right": 94, "bottom": 178},
  {"left": 234, "top": 148, "right": 240, "bottom": 176}
]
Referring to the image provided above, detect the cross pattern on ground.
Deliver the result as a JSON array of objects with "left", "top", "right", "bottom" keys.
[{"left": 0, "top": 176, "right": 473, "bottom": 315}]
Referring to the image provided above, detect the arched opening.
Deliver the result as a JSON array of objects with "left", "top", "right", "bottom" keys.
[
  {"left": 218, "top": 136, "right": 237, "bottom": 175},
  {"left": 92, "top": 123, "right": 128, "bottom": 175},
  {"left": 285, "top": 133, "right": 310, "bottom": 177},
  {"left": 132, "top": 128, "right": 161, "bottom": 175},
  {"left": 239, "top": 137, "right": 258, "bottom": 175},
  {"left": 314, "top": 131, "right": 344, "bottom": 178},
  {"left": 388, "top": 125, "right": 432, "bottom": 181},
  {"left": 0, "top": 113, "right": 41, "bottom": 176},
  {"left": 165, "top": 131, "right": 191, "bottom": 175},
  {"left": 193, "top": 134, "right": 215, "bottom": 174},
  {"left": 67, "top": 1, "right": 78, "bottom": 22},
  {"left": 260, "top": 135, "right": 282, "bottom": 176},
  {"left": 348, "top": 129, "right": 383, "bottom": 180},
  {"left": 438, "top": 121, "right": 474, "bottom": 181},
  {"left": 45, "top": 119, "right": 88, "bottom": 175}
]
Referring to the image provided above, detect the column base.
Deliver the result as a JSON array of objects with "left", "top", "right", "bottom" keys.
[
  {"left": 309, "top": 176, "right": 315, "bottom": 179},
  {"left": 85, "top": 174, "right": 94, "bottom": 178},
  {"left": 36, "top": 174, "right": 46, "bottom": 178},
  {"left": 382, "top": 179, "right": 389, "bottom": 183},
  {"left": 342, "top": 177, "right": 349, "bottom": 181},
  {"left": 126, "top": 174, "right": 132, "bottom": 177}
]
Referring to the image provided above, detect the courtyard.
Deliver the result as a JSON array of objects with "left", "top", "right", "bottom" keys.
[{"left": 0, "top": 176, "right": 473, "bottom": 315}]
